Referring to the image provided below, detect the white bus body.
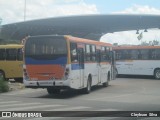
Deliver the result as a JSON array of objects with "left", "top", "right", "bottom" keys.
[
  {"left": 23, "top": 35, "right": 115, "bottom": 94},
  {"left": 114, "top": 45, "right": 160, "bottom": 79}
]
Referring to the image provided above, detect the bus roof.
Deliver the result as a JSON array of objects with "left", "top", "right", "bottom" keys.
[
  {"left": 113, "top": 45, "right": 160, "bottom": 50},
  {"left": 0, "top": 44, "right": 23, "bottom": 49},
  {"left": 65, "top": 35, "right": 112, "bottom": 47},
  {"left": 27, "top": 35, "right": 112, "bottom": 47}
]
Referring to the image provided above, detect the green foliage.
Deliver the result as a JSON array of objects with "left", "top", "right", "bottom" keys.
[
  {"left": 141, "top": 40, "right": 159, "bottom": 46},
  {"left": 0, "top": 76, "right": 9, "bottom": 93}
]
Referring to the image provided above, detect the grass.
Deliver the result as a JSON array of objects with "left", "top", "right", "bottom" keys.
[{"left": 0, "top": 76, "right": 9, "bottom": 93}]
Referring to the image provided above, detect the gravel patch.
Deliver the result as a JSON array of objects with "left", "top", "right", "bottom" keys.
[{"left": 8, "top": 82, "right": 25, "bottom": 91}]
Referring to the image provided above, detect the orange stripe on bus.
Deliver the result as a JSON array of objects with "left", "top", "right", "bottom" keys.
[{"left": 26, "top": 65, "right": 65, "bottom": 80}]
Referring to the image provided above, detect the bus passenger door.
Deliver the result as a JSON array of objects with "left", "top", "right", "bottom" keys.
[
  {"left": 110, "top": 51, "right": 116, "bottom": 80},
  {"left": 96, "top": 50, "right": 101, "bottom": 83},
  {"left": 77, "top": 48, "right": 85, "bottom": 87}
]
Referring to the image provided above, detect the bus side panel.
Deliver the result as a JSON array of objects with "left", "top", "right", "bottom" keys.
[
  {"left": 132, "top": 60, "right": 158, "bottom": 75},
  {"left": 116, "top": 60, "right": 159, "bottom": 75},
  {"left": 116, "top": 60, "right": 133, "bottom": 75},
  {"left": 69, "top": 63, "right": 86, "bottom": 89},
  {"left": 100, "top": 63, "right": 111, "bottom": 83},
  {"left": 69, "top": 62, "right": 99, "bottom": 89},
  {"left": 84, "top": 63, "right": 98, "bottom": 86},
  {"left": 0, "top": 61, "right": 23, "bottom": 78}
]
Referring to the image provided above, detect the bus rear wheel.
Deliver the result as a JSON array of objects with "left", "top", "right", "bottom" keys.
[
  {"left": 154, "top": 69, "right": 160, "bottom": 79},
  {"left": 47, "top": 87, "right": 61, "bottom": 94},
  {"left": 103, "top": 74, "right": 109, "bottom": 87},
  {"left": 84, "top": 78, "right": 91, "bottom": 94}
]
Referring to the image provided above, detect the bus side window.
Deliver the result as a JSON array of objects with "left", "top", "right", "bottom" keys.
[
  {"left": 101, "top": 46, "right": 107, "bottom": 62},
  {"left": 154, "top": 49, "right": 160, "bottom": 60},
  {"left": 0, "top": 49, "right": 5, "bottom": 60},
  {"left": 17, "top": 48, "right": 23, "bottom": 61},
  {"left": 131, "top": 50, "right": 139, "bottom": 60},
  {"left": 85, "top": 44, "right": 91, "bottom": 62},
  {"left": 140, "top": 49, "right": 149, "bottom": 60},
  {"left": 91, "top": 45, "right": 96, "bottom": 62},
  {"left": 6, "top": 49, "right": 17, "bottom": 61},
  {"left": 152, "top": 49, "right": 157, "bottom": 60},
  {"left": 115, "top": 51, "right": 121, "bottom": 60},
  {"left": 96, "top": 49, "right": 101, "bottom": 63},
  {"left": 70, "top": 42, "right": 78, "bottom": 62},
  {"left": 106, "top": 47, "right": 110, "bottom": 61}
]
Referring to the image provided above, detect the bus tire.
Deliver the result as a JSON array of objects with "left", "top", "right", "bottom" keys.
[
  {"left": 84, "top": 77, "right": 91, "bottom": 94},
  {"left": 103, "top": 73, "right": 109, "bottom": 87},
  {"left": 47, "top": 87, "right": 61, "bottom": 94},
  {"left": 115, "top": 68, "right": 118, "bottom": 77},
  {"left": 154, "top": 69, "right": 160, "bottom": 79}
]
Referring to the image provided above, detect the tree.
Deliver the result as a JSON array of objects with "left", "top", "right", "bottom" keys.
[
  {"left": 140, "top": 40, "right": 159, "bottom": 46},
  {"left": 152, "top": 40, "right": 159, "bottom": 45},
  {"left": 141, "top": 41, "right": 149, "bottom": 46}
]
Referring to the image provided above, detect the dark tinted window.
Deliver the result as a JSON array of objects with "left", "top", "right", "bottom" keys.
[
  {"left": 0, "top": 49, "right": 5, "bottom": 60},
  {"left": 130, "top": 50, "right": 139, "bottom": 59},
  {"left": 106, "top": 47, "right": 110, "bottom": 61},
  {"left": 101, "top": 47, "right": 107, "bottom": 62},
  {"left": 6, "top": 49, "right": 17, "bottom": 60},
  {"left": 25, "top": 36, "right": 67, "bottom": 60},
  {"left": 151, "top": 49, "right": 160, "bottom": 60},
  {"left": 70, "top": 42, "right": 78, "bottom": 63},
  {"left": 91, "top": 45, "right": 96, "bottom": 61},
  {"left": 115, "top": 50, "right": 122, "bottom": 60},
  {"left": 140, "top": 50, "right": 149, "bottom": 60},
  {"left": 120, "top": 50, "right": 131, "bottom": 60},
  {"left": 17, "top": 48, "right": 23, "bottom": 61},
  {"left": 85, "top": 44, "right": 91, "bottom": 61}
]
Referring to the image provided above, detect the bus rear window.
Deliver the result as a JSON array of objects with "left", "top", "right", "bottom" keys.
[{"left": 25, "top": 36, "right": 67, "bottom": 60}]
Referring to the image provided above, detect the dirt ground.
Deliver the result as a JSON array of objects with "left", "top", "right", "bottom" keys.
[{"left": 8, "top": 80, "right": 25, "bottom": 91}]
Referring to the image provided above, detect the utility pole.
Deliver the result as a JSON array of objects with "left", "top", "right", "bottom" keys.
[{"left": 24, "top": 0, "right": 27, "bottom": 21}]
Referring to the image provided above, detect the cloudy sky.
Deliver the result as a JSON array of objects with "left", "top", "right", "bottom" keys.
[{"left": 0, "top": 0, "right": 160, "bottom": 45}]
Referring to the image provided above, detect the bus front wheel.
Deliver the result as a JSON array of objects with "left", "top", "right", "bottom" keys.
[{"left": 154, "top": 69, "right": 160, "bottom": 79}]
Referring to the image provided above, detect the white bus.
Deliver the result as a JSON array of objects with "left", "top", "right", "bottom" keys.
[
  {"left": 23, "top": 35, "right": 115, "bottom": 94},
  {"left": 114, "top": 45, "right": 160, "bottom": 79}
]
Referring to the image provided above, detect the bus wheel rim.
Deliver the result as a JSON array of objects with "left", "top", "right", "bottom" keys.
[{"left": 156, "top": 70, "right": 160, "bottom": 78}]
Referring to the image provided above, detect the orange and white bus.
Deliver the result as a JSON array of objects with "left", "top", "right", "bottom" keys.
[
  {"left": 23, "top": 35, "right": 115, "bottom": 94},
  {"left": 114, "top": 45, "right": 160, "bottom": 79},
  {"left": 0, "top": 44, "right": 23, "bottom": 82}
]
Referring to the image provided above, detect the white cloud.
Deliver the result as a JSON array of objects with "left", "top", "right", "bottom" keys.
[
  {"left": 113, "top": 5, "right": 160, "bottom": 14},
  {"left": 101, "top": 5, "right": 160, "bottom": 45},
  {"left": 101, "top": 30, "right": 160, "bottom": 45},
  {"left": 0, "top": 0, "right": 98, "bottom": 24}
]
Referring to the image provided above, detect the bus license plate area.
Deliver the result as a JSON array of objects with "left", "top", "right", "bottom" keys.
[{"left": 38, "top": 81, "right": 54, "bottom": 86}]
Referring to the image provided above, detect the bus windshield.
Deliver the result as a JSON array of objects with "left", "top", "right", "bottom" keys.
[{"left": 25, "top": 36, "right": 67, "bottom": 60}]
